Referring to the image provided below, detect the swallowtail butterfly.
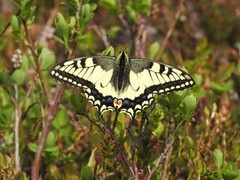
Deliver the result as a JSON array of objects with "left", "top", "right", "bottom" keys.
[{"left": 50, "top": 51, "right": 195, "bottom": 118}]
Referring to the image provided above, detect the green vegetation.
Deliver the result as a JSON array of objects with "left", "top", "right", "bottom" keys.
[{"left": 0, "top": 0, "right": 240, "bottom": 179}]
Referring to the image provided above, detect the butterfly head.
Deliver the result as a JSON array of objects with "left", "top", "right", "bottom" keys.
[{"left": 117, "top": 50, "right": 129, "bottom": 64}]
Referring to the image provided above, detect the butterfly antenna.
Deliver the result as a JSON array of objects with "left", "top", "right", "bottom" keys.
[
  {"left": 123, "top": 34, "right": 143, "bottom": 54},
  {"left": 106, "top": 34, "right": 124, "bottom": 50}
]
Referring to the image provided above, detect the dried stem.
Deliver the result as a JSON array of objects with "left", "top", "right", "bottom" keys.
[
  {"left": 156, "top": 0, "right": 185, "bottom": 60},
  {"left": 10, "top": 84, "right": 33, "bottom": 172},
  {"left": 207, "top": 120, "right": 221, "bottom": 148},
  {"left": 13, "top": 85, "right": 21, "bottom": 172}
]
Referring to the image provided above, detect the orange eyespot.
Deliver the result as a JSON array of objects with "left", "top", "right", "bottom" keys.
[{"left": 113, "top": 98, "right": 123, "bottom": 108}]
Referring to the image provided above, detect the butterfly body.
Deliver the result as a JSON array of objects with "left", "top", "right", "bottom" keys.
[{"left": 51, "top": 51, "right": 195, "bottom": 118}]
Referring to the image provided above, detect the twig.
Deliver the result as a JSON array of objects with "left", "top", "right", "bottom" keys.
[
  {"left": 147, "top": 127, "right": 178, "bottom": 179},
  {"left": 207, "top": 120, "right": 221, "bottom": 148},
  {"left": 11, "top": 83, "right": 33, "bottom": 172},
  {"left": 31, "top": 83, "right": 64, "bottom": 180},
  {"left": 135, "top": 17, "right": 146, "bottom": 58},
  {"left": 0, "top": 22, "right": 10, "bottom": 38},
  {"left": 118, "top": 14, "right": 131, "bottom": 41},
  {"left": 162, "top": 146, "right": 173, "bottom": 179},
  {"left": 22, "top": 84, "right": 33, "bottom": 108},
  {"left": 111, "top": 111, "right": 119, "bottom": 132},
  {"left": 22, "top": 19, "right": 50, "bottom": 103},
  {"left": 92, "top": 25, "right": 110, "bottom": 48},
  {"left": 99, "top": 116, "right": 135, "bottom": 177},
  {"left": 156, "top": 0, "right": 185, "bottom": 60},
  {"left": 84, "top": 114, "right": 105, "bottom": 134},
  {"left": 13, "top": 85, "right": 21, "bottom": 172},
  {"left": 31, "top": 0, "right": 81, "bottom": 178}
]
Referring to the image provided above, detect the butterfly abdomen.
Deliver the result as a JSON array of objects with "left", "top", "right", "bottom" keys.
[{"left": 113, "top": 51, "right": 131, "bottom": 92}]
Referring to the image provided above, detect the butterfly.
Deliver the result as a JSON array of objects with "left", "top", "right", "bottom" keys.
[{"left": 50, "top": 51, "right": 195, "bottom": 118}]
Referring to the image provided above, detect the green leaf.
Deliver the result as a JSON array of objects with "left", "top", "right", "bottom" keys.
[
  {"left": 39, "top": 48, "right": 56, "bottom": 71},
  {"left": 182, "top": 93, "right": 198, "bottom": 114},
  {"left": 148, "top": 42, "right": 160, "bottom": 59},
  {"left": 52, "top": 110, "right": 69, "bottom": 130},
  {"left": 28, "top": 143, "right": 38, "bottom": 153},
  {"left": 44, "top": 146, "right": 59, "bottom": 153},
  {"left": 213, "top": 148, "right": 224, "bottom": 169},
  {"left": 126, "top": 0, "right": 152, "bottom": 22},
  {"left": 99, "top": 0, "right": 120, "bottom": 13},
  {"left": 152, "top": 121, "right": 164, "bottom": 137},
  {"left": 0, "top": 71, "right": 10, "bottom": 87},
  {"left": 222, "top": 162, "right": 240, "bottom": 179},
  {"left": 80, "top": 166, "right": 94, "bottom": 180},
  {"left": 126, "top": 5, "right": 137, "bottom": 22},
  {"left": 11, "top": 69, "right": 26, "bottom": 86},
  {"left": 90, "top": 131, "right": 103, "bottom": 147},
  {"left": 55, "top": 13, "right": 70, "bottom": 46},
  {"left": 108, "top": 26, "right": 120, "bottom": 37},
  {"left": 78, "top": 3, "right": 97, "bottom": 33},
  {"left": 45, "top": 131, "right": 57, "bottom": 148},
  {"left": 87, "top": 149, "right": 97, "bottom": 167},
  {"left": 11, "top": 15, "right": 20, "bottom": 31},
  {"left": 186, "top": 136, "right": 196, "bottom": 149},
  {"left": 70, "top": 94, "right": 87, "bottom": 115},
  {"left": 211, "top": 80, "right": 234, "bottom": 94},
  {"left": 10, "top": 15, "right": 24, "bottom": 40},
  {"left": 196, "top": 38, "right": 213, "bottom": 63},
  {"left": 0, "top": 153, "right": 11, "bottom": 167},
  {"left": 21, "top": 56, "right": 29, "bottom": 71}
]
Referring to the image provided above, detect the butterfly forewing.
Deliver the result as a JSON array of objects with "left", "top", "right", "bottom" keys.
[
  {"left": 50, "top": 51, "right": 195, "bottom": 118},
  {"left": 129, "top": 59, "right": 195, "bottom": 94}
]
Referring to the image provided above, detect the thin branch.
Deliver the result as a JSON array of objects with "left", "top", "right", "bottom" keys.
[
  {"left": 162, "top": 146, "right": 173, "bottom": 179},
  {"left": 13, "top": 85, "right": 21, "bottom": 172},
  {"left": 22, "top": 19, "right": 50, "bottom": 103},
  {"left": 156, "top": 0, "right": 185, "bottom": 60},
  {"left": 84, "top": 114, "right": 105, "bottom": 134},
  {"left": 99, "top": 116, "right": 135, "bottom": 177},
  {"left": 92, "top": 25, "right": 110, "bottom": 48},
  {"left": 22, "top": 84, "right": 33, "bottom": 108},
  {"left": 134, "top": 17, "right": 146, "bottom": 58},
  {"left": 31, "top": 0, "right": 81, "bottom": 178},
  {"left": 0, "top": 22, "right": 10, "bottom": 38},
  {"left": 111, "top": 111, "right": 119, "bottom": 132},
  {"left": 31, "top": 83, "right": 64, "bottom": 180},
  {"left": 147, "top": 127, "right": 178, "bottom": 179}
]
